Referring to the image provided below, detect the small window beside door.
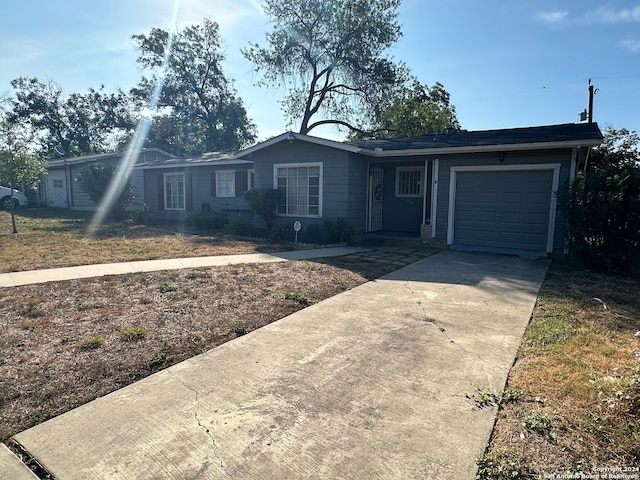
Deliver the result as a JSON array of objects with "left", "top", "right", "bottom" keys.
[{"left": 395, "top": 167, "right": 423, "bottom": 197}]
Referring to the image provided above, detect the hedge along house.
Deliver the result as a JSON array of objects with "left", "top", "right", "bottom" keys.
[
  {"left": 236, "top": 123, "right": 603, "bottom": 257},
  {"left": 139, "top": 152, "right": 255, "bottom": 223}
]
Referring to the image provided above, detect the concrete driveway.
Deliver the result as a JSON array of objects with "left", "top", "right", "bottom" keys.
[{"left": 10, "top": 251, "right": 549, "bottom": 479}]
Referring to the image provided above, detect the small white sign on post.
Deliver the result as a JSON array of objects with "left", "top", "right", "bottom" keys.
[{"left": 293, "top": 220, "right": 301, "bottom": 243}]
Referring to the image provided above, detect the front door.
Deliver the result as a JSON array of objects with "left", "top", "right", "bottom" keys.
[{"left": 369, "top": 167, "right": 384, "bottom": 231}]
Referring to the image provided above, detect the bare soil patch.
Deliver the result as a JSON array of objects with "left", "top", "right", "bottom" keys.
[{"left": 0, "top": 255, "right": 399, "bottom": 443}]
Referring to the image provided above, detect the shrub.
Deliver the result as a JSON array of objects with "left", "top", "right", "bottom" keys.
[
  {"left": 301, "top": 218, "right": 355, "bottom": 245},
  {"left": 558, "top": 127, "right": 640, "bottom": 276},
  {"left": 322, "top": 217, "right": 355, "bottom": 244},
  {"left": 268, "top": 220, "right": 297, "bottom": 242},
  {"left": 188, "top": 212, "right": 229, "bottom": 230},
  {"left": 227, "top": 220, "right": 260, "bottom": 237},
  {"left": 244, "top": 189, "right": 281, "bottom": 229},
  {"left": 76, "top": 162, "right": 134, "bottom": 218}
]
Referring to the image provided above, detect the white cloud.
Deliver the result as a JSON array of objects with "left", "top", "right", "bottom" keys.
[
  {"left": 620, "top": 39, "right": 640, "bottom": 52},
  {"left": 538, "top": 10, "right": 568, "bottom": 24},
  {"left": 583, "top": 5, "right": 640, "bottom": 24}
]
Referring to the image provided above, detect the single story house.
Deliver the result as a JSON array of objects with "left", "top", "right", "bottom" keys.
[
  {"left": 141, "top": 122, "right": 602, "bottom": 257},
  {"left": 43, "top": 148, "right": 175, "bottom": 210}
]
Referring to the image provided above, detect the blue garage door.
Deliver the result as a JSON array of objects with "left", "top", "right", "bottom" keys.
[{"left": 454, "top": 170, "right": 553, "bottom": 252}]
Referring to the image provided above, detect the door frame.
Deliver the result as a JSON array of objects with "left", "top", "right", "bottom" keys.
[
  {"left": 367, "top": 166, "right": 384, "bottom": 232},
  {"left": 446, "top": 163, "right": 561, "bottom": 253}
]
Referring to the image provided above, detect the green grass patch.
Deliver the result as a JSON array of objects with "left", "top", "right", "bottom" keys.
[
  {"left": 79, "top": 335, "right": 106, "bottom": 350},
  {"left": 158, "top": 282, "right": 177, "bottom": 293},
  {"left": 118, "top": 325, "right": 148, "bottom": 342},
  {"left": 283, "top": 291, "right": 309, "bottom": 305}
]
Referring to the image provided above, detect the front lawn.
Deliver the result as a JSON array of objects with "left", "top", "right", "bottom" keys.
[
  {"left": 0, "top": 208, "right": 287, "bottom": 273},
  {"left": 479, "top": 262, "right": 640, "bottom": 478}
]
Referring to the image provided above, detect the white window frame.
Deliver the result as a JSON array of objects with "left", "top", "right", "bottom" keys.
[
  {"left": 164, "top": 172, "right": 186, "bottom": 211},
  {"left": 248, "top": 169, "right": 255, "bottom": 190},
  {"left": 215, "top": 170, "right": 235, "bottom": 198},
  {"left": 273, "top": 162, "right": 323, "bottom": 218},
  {"left": 395, "top": 166, "right": 423, "bottom": 198}
]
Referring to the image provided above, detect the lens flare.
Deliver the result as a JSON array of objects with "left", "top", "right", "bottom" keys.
[{"left": 87, "top": 1, "right": 180, "bottom": 235}]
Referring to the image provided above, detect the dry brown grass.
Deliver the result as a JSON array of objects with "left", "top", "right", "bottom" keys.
[
  {"left": 0, "top": 257, "right": 405, "bottom": 443},
  {"left": 0, "top": 208, "right": 288, "bottom": 272},
  {"left": 484, "top": 262, "right": 640, "bottom": 477}
]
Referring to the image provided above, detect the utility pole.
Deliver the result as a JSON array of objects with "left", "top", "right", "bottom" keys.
[{"left": 588, "top": 79, "right": 598, "bottom": 123}]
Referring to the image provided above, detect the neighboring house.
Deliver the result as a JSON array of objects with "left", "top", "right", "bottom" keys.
[
  {"left": 44, "top": 148, "right": 175, "bottom": 210},
  {"left": 140, "top": 122, "right": 603, "bottom": 257}
]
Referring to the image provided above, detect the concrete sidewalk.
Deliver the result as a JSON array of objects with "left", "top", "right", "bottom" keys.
[
  {"left": 9, "top": 251, "right": 549, "bottom": 479},
  {"left": 0, "top": 247, "right": 363, "bottom": 287}
]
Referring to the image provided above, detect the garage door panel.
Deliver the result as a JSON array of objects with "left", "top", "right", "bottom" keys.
[{"left": 453, "top": 170, "right": 553, "bottom": 252}]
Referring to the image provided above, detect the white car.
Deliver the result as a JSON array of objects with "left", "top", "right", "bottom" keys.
[{"left": 0, "top": 186, "right": 29, "bottom": 210}]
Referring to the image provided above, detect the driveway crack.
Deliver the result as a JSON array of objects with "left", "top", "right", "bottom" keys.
[
  {"left": 403, "top": 280, "right": 499, "bottom": 391},
  {"left": 165, "top": 371, "right": 230, "bottom": 477}
]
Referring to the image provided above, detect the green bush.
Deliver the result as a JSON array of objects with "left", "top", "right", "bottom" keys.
[
  {"left": 188, "top": 212, "right": 229, "bottom": 230},
  {"left": 244, "top": 189, "right": 281, "bottom": 229},
  {"left": 301, "top": 218, "right": 355, "bottom": 245},
  {"left": 226, "top": 220, "right": 260, "bottom": 237},
  {"left": 76, "top": 162, "right": 133, "bottom": 218},
  {"left": 558, "top": 128, "right": 640, "bottom": 276},
  {"left": 268, "top": 220, "right": 297, "bottom": 242}
]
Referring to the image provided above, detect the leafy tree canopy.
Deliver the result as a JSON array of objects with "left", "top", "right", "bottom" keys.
[
  {"left": 0, "top": 103, "right": 47, "bottom": 232},
  {"left": 589, "top": 126, "right": 639, "bottom": 168},
  {"left": 132, "top": 19, "right": 256, "bottom": 155},
  {"left": 351, "top": 80, "right": 460, "bottom": 140},
  {"left": 7, "top": 77, "right": 133, "bottom": 157},
  {"left": 76, "top": 162, "right": 133, "bottom": 217},
  {"left": 243, "top": 0, "right": 406, "bottom": 135}
]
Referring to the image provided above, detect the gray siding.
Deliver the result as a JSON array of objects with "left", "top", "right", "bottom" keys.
[
  {"left": 251, "top": 141, "right": 366, "bottom": 231},
  {"left": 144, "top": 166, "right": 252, "bottom": 223},
  {"left": 434, "top": 149, "right": 573, "bottom": 249}
]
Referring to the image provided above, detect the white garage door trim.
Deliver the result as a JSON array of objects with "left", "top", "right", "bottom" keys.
[{"left": 447, "top": 164, "right": 561, "bottom": 253}]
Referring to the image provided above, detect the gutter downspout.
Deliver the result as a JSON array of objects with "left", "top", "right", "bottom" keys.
[{"left": 421, "top": 158, "right": 428, "bottom": 240}]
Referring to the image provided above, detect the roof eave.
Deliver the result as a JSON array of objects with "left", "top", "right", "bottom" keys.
[
  {"left": 136, "top": 158, "right": 253, "bottom": 170},
  {"left": 235, "top": 132, "right": 363, "bottom": 158},
  {"left": 363, "top": 139, "right": 603, "bottom": 157}
]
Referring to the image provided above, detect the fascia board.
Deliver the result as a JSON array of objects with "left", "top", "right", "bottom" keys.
[{"left": 363, "top": 139, "right": 603, "bottom": 157}]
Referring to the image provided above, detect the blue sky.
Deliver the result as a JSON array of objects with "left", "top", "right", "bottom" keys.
[{"left": 1, "top": 0, "right": 639, "bottom": 142}]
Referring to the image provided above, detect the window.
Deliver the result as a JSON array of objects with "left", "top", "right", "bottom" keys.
[
  {"left": 395, "top": 167, "right": 423, "bottom": 197},
  {"left": 53, "top": 179, "right": 63, "bottom": 189},
  {"left": 215, "top": 170, "right": 235, "bottom": 197},
  {"left": 274, "top": 163, "right": 322, "bottom": 217},
  {"left": 164, "top": 173, "right": 185, "bottom": 210},
  {"left": 248, "top": 169, "right": 255, "bottom": 190}
]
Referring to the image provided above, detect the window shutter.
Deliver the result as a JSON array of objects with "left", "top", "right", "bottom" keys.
[
  {"left": 235, "top": 171, "right": 248, "bottom": 197},
  {"left": 157, "top": 175, "right": 164, "bottom": 210},
  {"left": 185, "top": 174, "right": 193, "bottom": 211},
  {"left": 211, "top": 173, "right": 217, "bottom": 197}
]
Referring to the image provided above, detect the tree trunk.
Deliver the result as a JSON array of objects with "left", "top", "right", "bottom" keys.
[{"left": 10, "top": 187, "right": 17, "bottom": 234}]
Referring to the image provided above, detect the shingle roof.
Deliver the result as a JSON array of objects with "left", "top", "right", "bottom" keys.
[{"left": 350, "top": 122, "right": 603, "bottom": 152}]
